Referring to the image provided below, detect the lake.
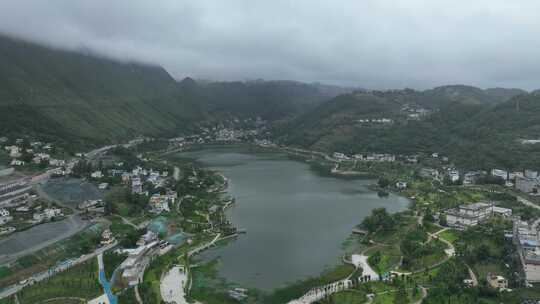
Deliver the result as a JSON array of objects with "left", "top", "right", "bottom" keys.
[{"left": 179, "top": 147, "right": 409, "bottom": 291}]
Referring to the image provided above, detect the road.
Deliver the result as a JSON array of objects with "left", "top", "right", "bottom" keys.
[
  {"left": 517, "top": 196, "right": 540, "bottom": 211},
  {"left": 0, "top": 242, "right": 117, "bottom": 300},
  {"left": 188, "top": 233, "right": 221, "bottom": 257}
]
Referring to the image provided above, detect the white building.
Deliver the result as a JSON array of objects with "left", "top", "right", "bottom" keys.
[
  {"left": 396, "top": 181, "right": 408, "bottom": 190},
  {"left": 525, "top": 170, "right": 539, "bottom": 179},
  {"left": 149, "top": 194, "right": 171, "bottom": 213},
  {"left": 131, "top": 178, "right": 142, "bottom": 194},
  {"left": 333, "top": 152, "right": 349, "bottom": 161},
  {"left": 90, "top": 171, "right": 103, "bottom": 179},
  {"left": 491, "top": 169, "right": 508, "bottom": 180},
  {"left": 448, "top": 169, "right": 460, "bottom": 182},
  {"left": 445, "top": 202, "right": 494, "bottom": 229},
  {"left": 10, "top": 160, "right": 25, "bottom": 166},
  {"left": 516, "top": 176, "right": 540, "bottom": 193}
]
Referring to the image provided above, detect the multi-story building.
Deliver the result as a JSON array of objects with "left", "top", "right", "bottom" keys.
[
  {"left": 516, "top": 176, "right": 540, "bottom": 193},
  {"left": 445, "top": 202, "right": 494, "bottom": 229}
]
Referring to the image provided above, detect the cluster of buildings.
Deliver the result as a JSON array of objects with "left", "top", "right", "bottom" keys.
[
  {"left": 168, "top": 118, "right": 268, "bottom": 150},
  {"left": 117, "top": 230, "right": 175, "bottom": 286},
  {"left": 356, "top": 118, "right": 394, "bottom": 125},
  {"left": 332, "top": 152, "right": 396, "bottom": 162},
  {"left": 444, "top": 201, "right": 512, "bottom": 230},
  {"left": 401, "top": 103, "right": 433, "bottom": 120},
  {"left": 513, "top": 218, "right": 540, "bottom": 283},
  {"left": 2, "top": 139, "right": 60, "bottom": 167},
  {"left": 32, "top": 207, "right": 63, "bottom": 223}
]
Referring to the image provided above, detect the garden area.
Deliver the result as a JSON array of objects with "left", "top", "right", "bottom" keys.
[{"left": 0, "top": 259, "right": 101, "bottom": 304}]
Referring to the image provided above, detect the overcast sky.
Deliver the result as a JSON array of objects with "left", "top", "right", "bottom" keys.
[{"left": 0, "top": 0, "right": 539, "bottom": 90}]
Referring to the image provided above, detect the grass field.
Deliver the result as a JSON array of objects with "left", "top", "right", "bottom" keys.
[
  {"left": 438, "top": 229, "right": 459, "bottom": 244},
  {"left": 320, "top": 290, "right": 366, "bottom": 303}
]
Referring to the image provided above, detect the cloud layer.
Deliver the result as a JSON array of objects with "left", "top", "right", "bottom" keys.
[{"left": 1, "top": 0, "right": 539, "bottom": 89}]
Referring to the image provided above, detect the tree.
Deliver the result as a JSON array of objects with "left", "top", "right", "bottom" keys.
[
  {"left": 378, "top": 177, "right": 390, "bottom": 188},
  {"left": 393, "top": 281, "right": 408, "bottom": 304},
  {"left": 362, "top": 208, "right": 395, "bottom": 233}
]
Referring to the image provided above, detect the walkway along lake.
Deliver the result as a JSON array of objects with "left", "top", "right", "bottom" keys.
[{"left": 179, "top": 147, "right": 409, "bottom": 291}]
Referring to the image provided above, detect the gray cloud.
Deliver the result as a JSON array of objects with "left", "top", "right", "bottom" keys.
[{"left": 1, "top": 0, "right": 539, "bottom": 89}]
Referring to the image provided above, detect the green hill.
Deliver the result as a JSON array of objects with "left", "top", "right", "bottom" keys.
[
  {"left": 0, "top": 34, "right": 344, "bottom": 149},
  {"left": 0, "top": 35, "right": 205, "bottom": 147},
  {"left": 278, "top": 89, "right": 540, "bottom": 169}
]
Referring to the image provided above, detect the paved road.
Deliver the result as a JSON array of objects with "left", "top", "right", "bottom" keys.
[
  {"left": 0, "top": 242, "right": 117, "bottom": 300},
  {"left": 517, "top": 196, "right": 540, "bottom": 211}
]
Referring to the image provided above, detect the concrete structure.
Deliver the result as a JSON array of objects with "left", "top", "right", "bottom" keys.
[
  {"left": 516, "top": 176, "right": 540, "bottom": 193},
  {"left": 131, "top": 177, "right": 142, "bottom": 194},
  {"left": 445, "top": 202, "right": 493, "bottom": 229},
  {"left": 491, "top": 169, "right": 508, "bottom": 180},
  {"left": 448, "top": 169, "right": 460, "bottom": 182},
  {"left": 513, "top": 218, "right": 540, "bottom": 283},
  {"left": 525, "top": 170, "right": 539, "bottom": 179},
  {"left": 492, "top": 206, "right": 512, "bottom": 217}
]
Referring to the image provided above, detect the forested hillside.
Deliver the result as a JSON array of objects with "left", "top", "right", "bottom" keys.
[
  {"left": 0, "top": 35, "right": 204, "bottom": 147},
  {"left": 277, "top": 89, "right": 540, "bottom": 170},
  {"left": 0, "top": 34, "right": 343, "bottom": 148}
]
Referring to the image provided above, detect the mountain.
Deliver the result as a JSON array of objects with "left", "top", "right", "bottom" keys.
[
  {"left": 0, "top": 34, "right": 205, "bottom": 147},
  {"left": 277, "top": 88, "right": 540, "bottom": 169},
  {"left": 0, "top": 34, "right": 347, "bottom": 148},
  {"left": 421, "top": 85, "right": 526, "bottom": 106}
]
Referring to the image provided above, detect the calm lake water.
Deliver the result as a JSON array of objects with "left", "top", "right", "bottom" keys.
[{"left": 180, "top": 147, "right": 409, "bottom": 291}]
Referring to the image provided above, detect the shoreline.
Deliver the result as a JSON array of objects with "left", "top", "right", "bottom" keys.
[{"left": 174, "top": 145, "right": 410, "bottom": 299}]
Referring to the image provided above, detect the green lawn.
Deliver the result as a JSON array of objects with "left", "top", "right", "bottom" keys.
[
  {"left": 320, "top": 290, "right": 366, "bottom": 304},
  {"left": 438, "top": 229, "right": 459, "bottom": 244}
]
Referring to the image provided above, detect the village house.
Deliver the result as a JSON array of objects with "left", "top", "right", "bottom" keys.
[
  {"left": 448, "top": 169, "right": 460, "bottom": 182},
  {"left": 101, "top": 229, "right": 115, "bottom": 246},
  {"left": 122, "top": 172, "right": 131, "bottom": 184},
  {"left": 33, "top": 208, "right": 62, "bottom": 222},
  {"left": 10, "top": 160, "right": 25, "bottom": 166},
  {"left": 491, "top": 169, "right": 508, "bottom": 180},
  {"left": 149, "top": 193, "right": 174, "bottom": 213},
  {"left": 90, "top": 170, "right": 103, "bottom": 179},
  {"left": 78, "top": 199, "right": 103, "bottom": 210},
  {"left": 463, "top": 171, "right": 486, "bottom": 186},
  {"left": 525, "top": 170, "right": 539, "bottom": 179},
  {"left": 396, "top": 181, "right": 407, "bottom": 190},
  {"left": 333, "top": 152, "right": 349, "bottom": 161},
  {"left": 516, "top": 176, "right": 540, "bottom": 194},
  {"left": 5, "top": 146, "right": 21, "bottom": 158},
  {"left": 48, "top": 159, "right": 65, "bottom": 167},
  {"left": 509, "top": 171, "right": 525, "bottom": 180},
  {"left": 131, "top": 177, "right": 143, "bottom": 194}
]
